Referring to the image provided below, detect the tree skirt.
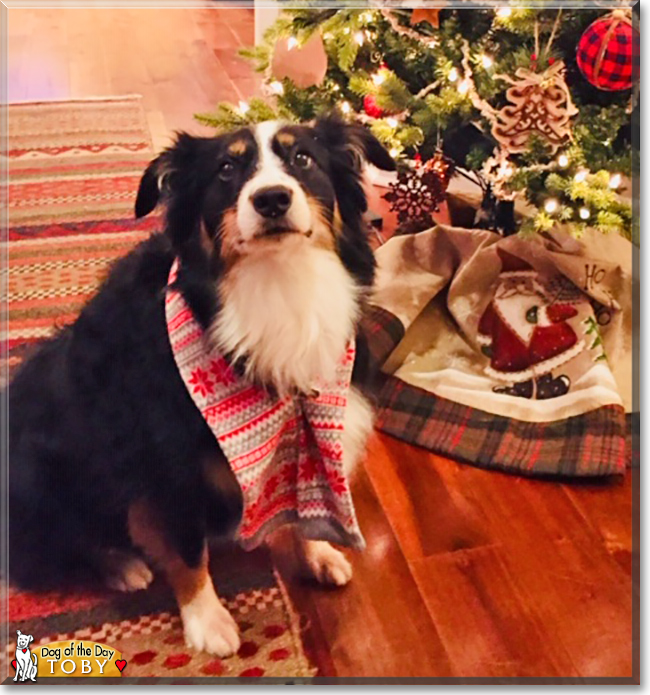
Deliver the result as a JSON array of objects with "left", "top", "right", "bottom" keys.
[
  {"left": 3, "top": 97, "right": 315, "bottom": 681},
  {"left": 362, "top": 226, "right": 634, "bottom": 477}
]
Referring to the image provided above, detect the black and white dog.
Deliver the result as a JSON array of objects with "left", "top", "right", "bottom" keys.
[{"left": 8, "top": 116, "right": 395, "bottom": 656}]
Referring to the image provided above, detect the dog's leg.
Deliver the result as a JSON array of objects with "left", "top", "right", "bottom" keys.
[
  {"left": 288, "top": 387, "right": 370, "bottom": 587},
  {"left": 293, "top": 532, "right": 353, "bottom": 586},
  {"left": 128, "top": 501, "right": 240, "bottom": 657},
  {"left": 100, "top": 549, "right": 154, "bottom": 593}
]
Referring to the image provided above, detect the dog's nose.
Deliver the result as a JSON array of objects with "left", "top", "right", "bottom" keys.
[{"left": 251, "top": 186, "right": 293, "bottom": 218}]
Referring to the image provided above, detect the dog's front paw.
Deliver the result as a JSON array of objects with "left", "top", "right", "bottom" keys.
[
  {"left": 103, "top": 550, "right": 154, "bottom": 592},
  {"left": 181, "top": 593, "right": 240, "bottom": 656},
  {"left": 301, "top": 540, "right": 353, "bottom": 587}
]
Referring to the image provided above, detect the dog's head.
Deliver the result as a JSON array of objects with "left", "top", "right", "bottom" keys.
[
  {"left": 16, "top": 631, "right": 33, "bottom": 649},
  {"left": 135, "top": 116, "right": 394, "bottom": 291}
]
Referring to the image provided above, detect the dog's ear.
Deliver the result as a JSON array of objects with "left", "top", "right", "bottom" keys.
[
  {"left": 134, "top": 154, "right": 168, "bottom": 218},
  {"left": 312, "top": 113, "right": 396, "bottom": 173},
  {"left": 28, "top": 635, "right": 33, "bottom": 644},
  {"left": 16, "top": 630, "right": 21, "bottom": 637},
  {"left": 344, "top": 122, "right": 397, "bottom": 172},
  {"left": 312, "top": 113, "right": 395, "bottom": 223},
  {"left": 134, "top": 133, "right": 211, "bottom": 219},
  {"left": 312, "top": 114, "right": 392, "bottom": 288}
]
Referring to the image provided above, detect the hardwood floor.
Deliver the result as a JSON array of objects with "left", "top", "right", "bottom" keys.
[
  {"left": 6, "top": 5, "right": 262, "bottom": 151},
  {"left": 5, "top": 5, "right": 637, "bottom": 681}
]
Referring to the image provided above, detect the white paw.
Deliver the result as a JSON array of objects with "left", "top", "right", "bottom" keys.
[
  {"left": 104, "top": 551, "right": 154, "bottom": 592},
  {"left": 303, "top": 540, "right": 353, "bottom": 587},
  {"left": 182, "top": 600, "right": 241, "bottom": 657}
]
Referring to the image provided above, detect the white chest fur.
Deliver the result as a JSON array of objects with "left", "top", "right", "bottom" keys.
[{"left": 212, "top": 240, "right": 360, "bottom": 396}]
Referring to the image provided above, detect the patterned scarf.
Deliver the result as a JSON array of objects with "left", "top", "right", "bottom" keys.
[{"left": 165, "top": 260, "right": 364, "bottom": 550}]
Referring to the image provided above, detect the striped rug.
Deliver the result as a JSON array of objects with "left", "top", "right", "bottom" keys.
[{"left": 3, "top": 97, "right": 315, "bottom": 682}]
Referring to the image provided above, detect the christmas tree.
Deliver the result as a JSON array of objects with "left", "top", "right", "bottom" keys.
[{"left": 196, "top": 4, "right": 638, "bottom": 240}]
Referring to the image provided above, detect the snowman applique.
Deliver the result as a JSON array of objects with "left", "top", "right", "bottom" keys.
[{"left": 478, "top": 250, "right": 585, "bottom": 400}]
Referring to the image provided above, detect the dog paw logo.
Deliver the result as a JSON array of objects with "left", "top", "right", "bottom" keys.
[{"left": 12, "top": 630, "right": 38, "bottom": 682}]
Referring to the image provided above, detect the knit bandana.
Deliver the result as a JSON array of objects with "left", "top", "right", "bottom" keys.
[{"left": 165, "top": 260, "right": 364, "bottom": 551}]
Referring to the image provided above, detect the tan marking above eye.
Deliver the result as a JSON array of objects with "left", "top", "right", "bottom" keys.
[
  {"left": 276, "top": 132, "right": 296, "bottom": 148},
  {"left": 227, "top": 140, "right": 248, "bottom": 156}
]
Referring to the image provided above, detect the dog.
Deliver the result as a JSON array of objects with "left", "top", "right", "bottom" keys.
[
  {"left": 7, "top": 115, "right": 395, "bottom": 656},
  {"left": 14, "top": 631, "right": 38, "bottom": 682}
]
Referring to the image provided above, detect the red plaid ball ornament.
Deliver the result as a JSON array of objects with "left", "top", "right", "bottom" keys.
[{"left": 576, "top": 11, "right": 639, "bottom": 91}]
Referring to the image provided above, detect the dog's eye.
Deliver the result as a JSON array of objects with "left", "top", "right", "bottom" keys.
[
  {"left": 294, "top": 152, "right": 313, "bottom": 170},
  {"left": 218, "top": 161, "right": 235, "bottom": 181}
]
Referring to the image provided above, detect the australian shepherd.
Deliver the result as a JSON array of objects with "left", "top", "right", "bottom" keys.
[{"left": 8, "top": 115, "right": 395, "bottom": 656}]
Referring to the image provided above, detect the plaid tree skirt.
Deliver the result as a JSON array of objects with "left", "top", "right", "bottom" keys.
[{"left": 360, "top": 226, "right": 635, "bottom": 477}]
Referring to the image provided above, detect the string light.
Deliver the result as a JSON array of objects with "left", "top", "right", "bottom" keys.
[
  {"left": 458, "top": 79, "right": 471, "bottom": 95},
  {"left": 448, "top": 67, "right": 459, "bottom": 82},
  {"left": 238, "top": 100, "right": 250, "bottom": 114},
  {"left": 558, "top": 153, "right": 569, "bottom": 168},
  {"left": 287, "top": 36, "right": 299, "bottom": 50},
  {"left": 372, "top": 71, "right": 386, "bottom": 86},
  {"left": 361, "top": 11, "right": 373, "bottom": 22},
  {"left": 481, "top": 54, "right": 494, "bottom": 69},
  {"left": 579, "top": 207, "right": 590, "bottom": 220},
  {"left": 341, "top": 101, "right": 352, "bottom": 114},
  {"left": 496, "top": 7, "right": 512, "bottom": 18},
  {"left": 324, "top": 32, "right": 333, "bottom": 40},
  {"left": 389, "top": 147, "right": 400, "bottom": 158},
  {"left": 609, "top": 173, "right": 622, "bottom": 189},
  {"left": 354, "top": 31, "right": 365, "bottom": 45},
  {"left": 386, "top": 117, "right": 398, "bottom": 128},
  {"left": 544, "top": 199, "right": 559, "bottom": 214},
  {"left": 269, "top": 81, "right": 284, "bottom": 96},
  {"left": 574, "top": 170, "right": 588, "bottom": 183},
  {"left": 343, "top": 27, "right": 350, "bottom": 35}
]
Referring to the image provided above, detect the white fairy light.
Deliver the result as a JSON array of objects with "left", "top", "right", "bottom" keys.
[
  {"left": 389, "top": 147, "right": 400, "bottom": 158},
  {"left": 574, "top": 170, "right": 588, "bottom": 183},
  {"left": 481, "top": 54, "right": 493, "bottom": 69},
  {"left": 372, "top": 71, "right": 386, "bottom": 86},
  {"left": 458, "top": 79, "right": 471, "bottom": 95},
  {"left": 269, "top": 81, "right": 284, "bottom": 96},
  {"left": 386, "top": 117, "right": 398, "bottom": 128},
  {"left": 609, "top": 173, "right": 622, "bottom": 189},
  {"left": 343, "top": 27, "right": 350, "bottom": 35},
  {"left": 354, "top": 31, "right": 365, "bottom": 45},
  {"left": 341, "top": 101, "right": 352, "bottom": 114},
  {"left": 544, "top": 199, "right": 559, "bottom": 214},
  {"left": 497, "top": 7, "right": 512, "bottom": 18},
  {"left": 238, "top": 100, "right": 250, "bottom": 114},
  {"left": 361, "top": 11, "right": 373, "bottom": 22},
  {"left": 448, "top": 67, "right": 459, "bottom": 82},
  {"left": 579, "top": 207, "right": 590, "bottom": 220},
  {"left": 287, "top": 36, "right": 299, "bottom": 50},
  {"left": 558, "top": 153, "right": 569, "bottom": 168}
]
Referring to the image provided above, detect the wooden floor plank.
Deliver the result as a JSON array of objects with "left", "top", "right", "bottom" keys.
[
  {"left": 410, "top": 546, "right": 582, "bottom": 678},
  {"left": 365, "top": 434, "right": 493, "bottom": 561},
  {"left": 270, "top": 460, "right": 455, "bottom": 678}
]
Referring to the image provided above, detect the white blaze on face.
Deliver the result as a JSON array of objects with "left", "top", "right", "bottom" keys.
[{"left": 235, "top": 121, "right": 312, "bottom": 241}]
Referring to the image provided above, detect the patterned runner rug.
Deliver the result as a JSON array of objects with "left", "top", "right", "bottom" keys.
[{"left": 3, "top": 96, "right": 315, "bottom": 681}]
